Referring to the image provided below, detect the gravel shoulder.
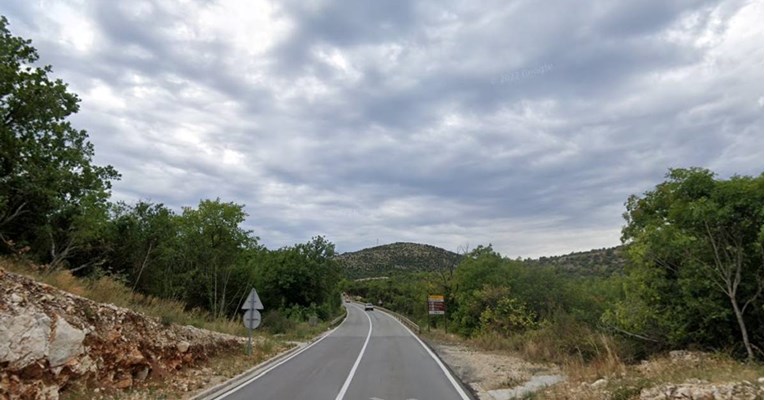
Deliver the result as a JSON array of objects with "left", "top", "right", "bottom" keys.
[{"left": 431, "top": 342, "right": 564, "bottom": 400}]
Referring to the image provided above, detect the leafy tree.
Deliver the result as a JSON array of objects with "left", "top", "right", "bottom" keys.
[
  {"left": 178, "top": 199, "right": 258, "bottom": 318},
  {"left": 450, "top": 245, "right": 519, "bottom": 335},
  {"left": 609, "top": 168, "right": 763, "bottom": 360},
  {"left": 104, "top": 201, "right": 178, "bottom": 293},
  {"left": 252, "top": 236, "right": 342, "bottom": 320},
  {"left": 479, "top": 294, "right": 537, "bottom": 336},
  {"left": 0, "top": 16, "right": 119, "bottom": 265}
]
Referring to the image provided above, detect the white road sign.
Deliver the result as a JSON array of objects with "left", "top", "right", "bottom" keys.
[
  {"left": 242, "top": 288, "right": 264, "bottom": 310},
  {"left": 243, "top": 309, "right": 262, "bottom": 329}
]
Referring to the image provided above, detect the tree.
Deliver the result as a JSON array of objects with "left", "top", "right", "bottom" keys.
[
  {"left": 450, "top": 245, "right": 519, "bottom": 336},
  {"left": 0, "top": 16, "right": 119, "bottom": 265},
  {"left": 178, "top": 199, "right": 258, "bottom": 318},
  {"left": 105, "top": 201, "right": 178, "bottom": 293},
  {"left": 252, "top": 236, "right": 342, "bottom": 320},
  {"left": 612, "top": 168, "right": 763, "bottom": 360}
]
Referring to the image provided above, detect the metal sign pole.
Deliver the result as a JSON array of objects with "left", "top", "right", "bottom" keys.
[
  {"left": 444, "top": 298, "right": 447, "bottom": 334},
  {"left": 248, "top": 290, "right": 255, "bottom": 355},
  {"left": 426, "top": 294, "right": 430, "bottom": 332}
]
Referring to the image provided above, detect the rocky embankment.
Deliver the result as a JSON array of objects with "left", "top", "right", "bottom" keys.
[{"left": 0, "top": 268, "right": 245, "bottom": 399}]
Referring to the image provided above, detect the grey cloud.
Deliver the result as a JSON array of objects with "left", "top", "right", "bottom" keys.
[{"left": 1, "top": 0, "right": 761, "bottom": 257}]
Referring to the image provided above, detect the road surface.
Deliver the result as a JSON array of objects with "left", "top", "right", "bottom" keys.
[{"left": 214, "top": 303, "right": 471, "bottom": 400}]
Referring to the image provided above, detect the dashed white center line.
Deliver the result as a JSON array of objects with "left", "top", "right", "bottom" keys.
[{"left": 334, "top": 305, "right": 373, "bottom": 400}]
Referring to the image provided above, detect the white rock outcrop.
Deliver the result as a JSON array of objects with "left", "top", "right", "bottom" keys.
[
  {"left": 49, "top": 316, "right": 85, "bottom": 367},
  {"left": 0, "top": 309, "right": 52, "bottom": 369}
]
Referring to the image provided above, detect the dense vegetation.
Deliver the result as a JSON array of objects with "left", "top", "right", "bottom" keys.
[
  {"left": 335, "top": 242, "right": 463, "bottom": 279},
  {"left": 610, "top": 168, "right": 763, "bottom": 361},
  {"left": 0, "top": 17, "right": 342, "bottom": 328},
  {"left": 346, "top": 170, "right": 764, "bottom": 363}
]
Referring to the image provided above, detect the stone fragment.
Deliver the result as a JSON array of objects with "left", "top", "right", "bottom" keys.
[
  {"left": 591, "top": 378, "right": 608, "bottom": 388},
  {"left": 49, "top": 317, "right": 85, "bottom": 367},
  {"left": 0, "top": 310, "right": 52, "bottom": 369},
  {"left": 177, "top": 341, "right": 191, "bottom": 353}
]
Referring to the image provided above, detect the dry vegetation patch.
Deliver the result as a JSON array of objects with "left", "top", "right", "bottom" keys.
[{"left": 534, "top": 350, "right": 762, "bottom": 399}]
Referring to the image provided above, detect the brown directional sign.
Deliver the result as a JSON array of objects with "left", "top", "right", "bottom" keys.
[{"left": 428, "top": 294, "right": 445, "bottom": 315}]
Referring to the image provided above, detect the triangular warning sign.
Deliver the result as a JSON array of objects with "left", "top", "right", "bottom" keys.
[{"left": 242, "top": 288, "right": 264, "bottom": 310}]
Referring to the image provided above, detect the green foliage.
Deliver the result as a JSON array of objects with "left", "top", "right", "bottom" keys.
[
  {"left": 176, "top": 199, "right": 258, "bottom": 318},
  {"left": 0, "top": 16, "right": 119, "bottom": 265},
  {"left": 261, "top": 310, "right": 296, "bottom": 334},
  {"left": 343, "top": 273, "right": 430, "bottom": 321},
  {"left": 608, "top": 168, "right": 763, "bottom": 359},
  {"left": 104, "top": 201, "right": 177, "bottom": 293},
  {"left": 251, "top": 236, "right": 342, "bottom": 321},
  {"left": 479, "top": 295, "right": 537, "bottom": 335}
]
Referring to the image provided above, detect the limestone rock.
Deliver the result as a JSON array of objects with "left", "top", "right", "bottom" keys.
[
  {"left": 49, "top": 316, "right": 85, "bottom": 367},
  {"left": 177, "top": 341, "right": 191, "bottom": 353},
  {"left": 0, "top": 309, "right": 52, "bottom": 369},
  {"left": 640, "top": 381, "right": 763, "bottom": 400}
]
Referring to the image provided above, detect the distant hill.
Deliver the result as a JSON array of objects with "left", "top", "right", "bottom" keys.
[
  {"left": 336, "top": 242, "right": 627, "bottom": 279},
  {"left": 523, "top": 245, "right": 627, "bottom": 276},
  {"left": 335, "top": 242, "right": 463, "bottom": 279}
]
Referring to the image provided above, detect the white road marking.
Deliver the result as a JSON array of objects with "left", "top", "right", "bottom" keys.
[
  {"left": 334, "top": 305, "right": 373, "bottom": 400},
  {"left": 214, "top": 309, "right": 349, "bottom": 399},
  {"left": 379, "top": 310, "right": 472, "bottom": 400}
]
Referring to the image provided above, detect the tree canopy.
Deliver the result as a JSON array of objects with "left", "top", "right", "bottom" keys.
[
  {"left": 0, "top": 16, "right": 119, "bottom": 265},
  {"left": 607, "top": 168, "right": 763, "bottom": 360}
]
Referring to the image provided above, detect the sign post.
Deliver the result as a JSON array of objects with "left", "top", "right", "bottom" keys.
[
  {"left": 428, "top": 294, "right": 446, "bottom": 333},
  {"left": 242, "top": 288, "right": 264, "bottom": 355}
]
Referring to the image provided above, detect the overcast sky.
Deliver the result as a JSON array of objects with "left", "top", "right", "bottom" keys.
[{"left": 3, "top": 0, "right": 763, "bottom": 258}]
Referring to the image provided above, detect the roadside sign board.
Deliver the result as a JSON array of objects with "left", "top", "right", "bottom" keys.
[
  {"left": 243, "top": 309, "right": 261, "bottom": 329},
  {"left": 428, "top": 294, "right": 445, "bottom": 315},
  {"left": 242, "top": 288, "right": 264, "bottom": 310}
]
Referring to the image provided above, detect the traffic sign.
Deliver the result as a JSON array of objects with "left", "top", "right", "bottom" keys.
[
  {"left": 242, "top": 288, "right": 264, "bottom": 310},
  {"left": 428, "top": 294, "right": 445, "bottom": 315},
  {"left": 243, "top": 309, "right": 262, "bottom": 329}
]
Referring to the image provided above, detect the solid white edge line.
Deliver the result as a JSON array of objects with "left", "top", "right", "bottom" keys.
[
  {"left": 334, "top": 304, "right": 373, "bottom": 400},
  {"left": 380, "top": 310, "right": 471, "bottom": 400},
  {"left": 214, "top": 308, "right": 350, "bottom": 399}
]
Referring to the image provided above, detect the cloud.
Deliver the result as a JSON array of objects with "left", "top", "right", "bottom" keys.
[{"left": 2, "top": 0, "right": 762, "bottom": 258}]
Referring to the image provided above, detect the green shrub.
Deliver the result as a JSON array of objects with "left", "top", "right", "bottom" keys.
[{"left": 262, "top": 310, "right": 296, "bottom": 334}]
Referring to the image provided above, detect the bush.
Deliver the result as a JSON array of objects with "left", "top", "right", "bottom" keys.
[{"left": 262, "top": 310, "right": 296, "bottom": 334}]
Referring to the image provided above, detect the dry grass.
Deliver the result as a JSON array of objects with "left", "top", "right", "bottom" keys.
[
  {"left": 423, "top": 315, "right": 762, "bottom": 400},
  {"left": 537, "top": 351, "right": 762, "bottom": 400}
]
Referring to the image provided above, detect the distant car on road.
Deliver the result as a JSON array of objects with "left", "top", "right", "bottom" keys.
[{"left": 364, "top": 303, "right": 374, "bottom": 311}]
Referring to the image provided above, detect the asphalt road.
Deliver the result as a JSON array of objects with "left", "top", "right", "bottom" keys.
[{"left": 215, "top": 303, "right": 471, "bottom": 400}]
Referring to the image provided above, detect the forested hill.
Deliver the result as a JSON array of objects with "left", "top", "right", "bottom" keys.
[
  {"left": 523, "top": 245, "right": 627, "bottom": 276},
  {"left": 335, "top": 242, "right": 463, "bottom": 279}
]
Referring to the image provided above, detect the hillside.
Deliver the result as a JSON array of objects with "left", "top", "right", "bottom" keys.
[
  {"left": 336, "top": 242, "right": 463, "bottom": 279},
  {"left": 0, "top": 266, "right": 249, "bottom": 399},
  {"left": 523, "top": 245, "right": 627, "bottom": 276}
]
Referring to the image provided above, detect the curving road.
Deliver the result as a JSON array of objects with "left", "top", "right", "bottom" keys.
[{"left": 213, "top": 303, "right": 472, "bottom": 400}]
